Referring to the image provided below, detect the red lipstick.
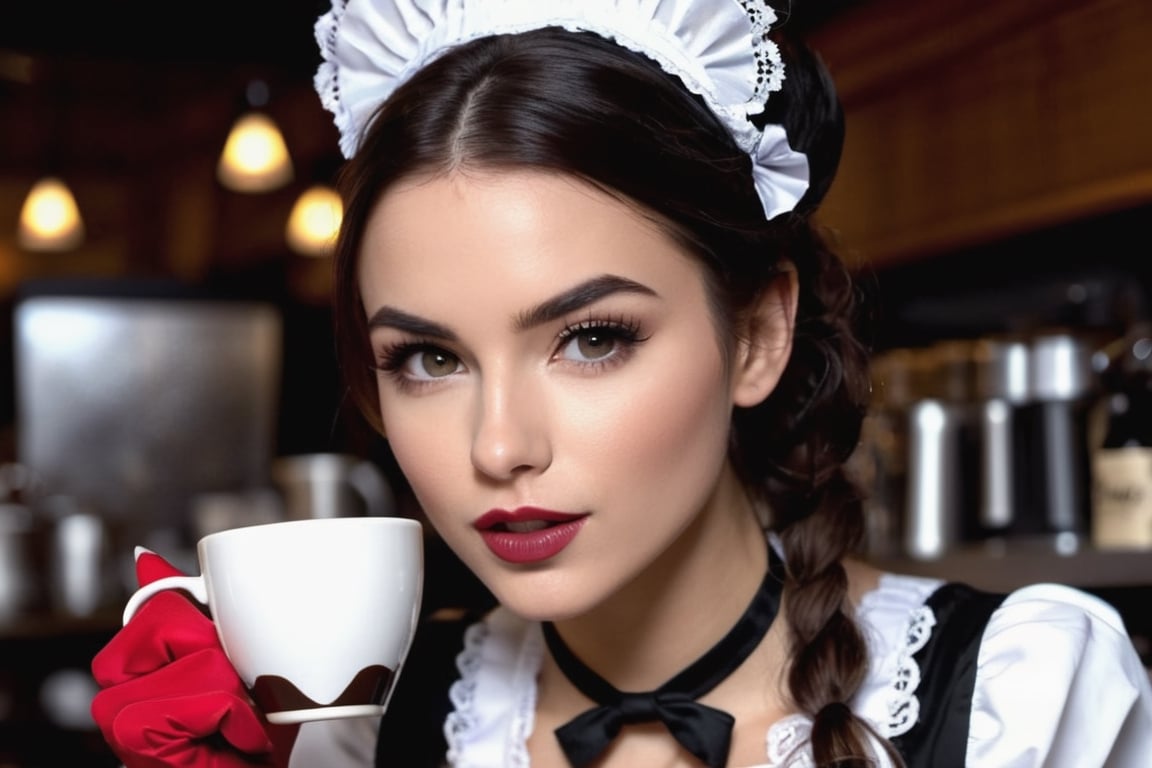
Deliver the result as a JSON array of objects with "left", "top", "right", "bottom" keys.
[{"left": 473, "top": 507, "right": 587, "bottom": 564}]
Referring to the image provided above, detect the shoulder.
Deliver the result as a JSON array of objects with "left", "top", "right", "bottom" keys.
[
  {"left": 966, "top": 582, "right": 1152, "bottom": 766},
  {"left": 856, "top": 577, "right": 1152, "bottom": 767},
  {"left": 984, "top": 580, "right": 1128, "bottom": 637},
  {"left": 976, "top": 581, "right": 1142, "bottom": 693}
]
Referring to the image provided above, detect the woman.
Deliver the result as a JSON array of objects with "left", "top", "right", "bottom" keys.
[{"left": 91, "top": 1, "right": 1152, "bottom": 766}]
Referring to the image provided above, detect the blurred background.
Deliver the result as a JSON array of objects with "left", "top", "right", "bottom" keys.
[{"left": 2, "top": 0, "right": 1151, "bottom": 765}]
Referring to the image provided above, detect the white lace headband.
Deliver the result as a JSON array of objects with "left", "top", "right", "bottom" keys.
[{"left": 313, "top": 0, "right": 811, "bottom": 220}]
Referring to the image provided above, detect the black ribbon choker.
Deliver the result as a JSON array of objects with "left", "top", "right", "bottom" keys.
[{"left": 543, "top": 544, "right": 785, "bottom": 768}]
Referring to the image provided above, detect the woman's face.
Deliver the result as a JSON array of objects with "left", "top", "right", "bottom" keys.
[{"left": 358, "top": 169, "right": 776, "bottom": 621}]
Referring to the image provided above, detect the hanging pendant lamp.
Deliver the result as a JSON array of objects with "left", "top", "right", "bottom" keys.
[
  {"left": 216, "top": 80, "right": 294, "bottom": 193},
  {"left": 18, "top": 176, "right": 85, "bottom": 251}
]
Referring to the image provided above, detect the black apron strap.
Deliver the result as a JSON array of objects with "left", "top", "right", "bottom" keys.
[
  {"left": 890, "top": 582, "right": 1008, "bottom": 767},
  {"left": 375, "top": 613, "right": 476, "bottom": 768}
]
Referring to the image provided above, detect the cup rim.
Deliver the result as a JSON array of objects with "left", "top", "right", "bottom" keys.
[{"left": 197, "top": 515, "right": 421, "bottom": 546}]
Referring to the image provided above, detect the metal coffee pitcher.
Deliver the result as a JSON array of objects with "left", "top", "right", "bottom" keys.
[{"left": 271, "top": 454, "right": 396, "bottom": 520}]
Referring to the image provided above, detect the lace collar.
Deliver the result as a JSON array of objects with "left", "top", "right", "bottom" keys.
[{"left": 443, "top": 573, "right": 942, "bottom": 767}]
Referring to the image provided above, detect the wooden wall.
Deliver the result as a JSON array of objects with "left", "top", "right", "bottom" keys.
[{"left": 808, "top": 0, "right": 1152, "bottom": 269}]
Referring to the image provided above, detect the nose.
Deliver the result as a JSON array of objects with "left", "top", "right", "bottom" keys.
[{"left": 470, "top": 371, "right": 552, "bottom": 481}]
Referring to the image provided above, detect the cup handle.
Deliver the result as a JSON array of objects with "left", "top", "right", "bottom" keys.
[{"left": 122, "top": 575, "right": 208, "bottom": 626}]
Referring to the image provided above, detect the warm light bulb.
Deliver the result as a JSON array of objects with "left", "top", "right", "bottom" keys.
[
  {"left": 217, "top": 111, "right": 293, "bottom": 192},
  {"left": 286, "top": 185, "right": 343, "bottom": 256},
  {"left": 18, "top": 176, "right": 85, "bottom": 251}
]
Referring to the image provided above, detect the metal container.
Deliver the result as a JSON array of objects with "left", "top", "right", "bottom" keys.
[
  {"left": 904, "top": 399, "right": 964, "bottom": 559},
  {"left": 272, "top": 453, "right": 395, "bottom": 520},
  {"left": 1018, "top": 332, "right": 1100, "bottom": 549},
  {"left": 973, "top": 337, "right": 1031, "bottom": 533},
  {"left": 0, "top": 503, "right": 45, "bottom": 622}
]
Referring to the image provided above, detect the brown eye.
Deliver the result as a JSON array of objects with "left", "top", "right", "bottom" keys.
[
  {"left": 572, "top": 331, "right": 616, "bottom": 361},
  {"left": 555, "top": 319, "right": 646, "bottom": 369},
  {"left": 411, "top": 349, "right": 460, "bottom": 378}
]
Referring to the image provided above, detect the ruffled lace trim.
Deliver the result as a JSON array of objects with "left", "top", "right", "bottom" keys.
[
  {"left": 735, "top": 0, "right": 785, "bottom": 111},
  {"left": 764, "top": 710, "right": 903, "bottom": 768},
  {"left": 444, "top": 610, "right": 542, "bottom": 767},
  {"left": 854, "top": 574, "right": 942, "bottom": 739},
  {"left": 507, "top": 632, "right": 539, "bottom": 768},
  {"left": 444, "top": 620, "right": 489, "bottom": 764},
  {"left": 765, "top": 714, "right": 815, "bottom": 768},
  {"left": 886, "top": 604, "right": 935, "bottom": 737}
]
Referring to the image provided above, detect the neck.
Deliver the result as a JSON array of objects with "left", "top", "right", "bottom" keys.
[{"left": 548, "top": 464, "right": 769, "bottom": 692}]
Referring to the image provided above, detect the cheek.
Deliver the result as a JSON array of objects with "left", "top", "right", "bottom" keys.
[
  {"left": 566, "top": 345, "right": 733, "bottom": 481},
  {"left": 376, "top": 391, "right": 463, "bottom": 522}
]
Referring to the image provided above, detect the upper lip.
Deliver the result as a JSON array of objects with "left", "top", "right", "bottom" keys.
[{"left": 473, "top": 506, "right": 586, "bottom": 530}]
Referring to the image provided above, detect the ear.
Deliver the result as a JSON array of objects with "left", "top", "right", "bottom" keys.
[{"left": 730, "top": 267, "right": 798, "bottom": 408}]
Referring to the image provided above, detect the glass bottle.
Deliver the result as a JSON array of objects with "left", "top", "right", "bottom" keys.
[{"left": 1092, "top": 325, "right": 1152, "bottom": 550}]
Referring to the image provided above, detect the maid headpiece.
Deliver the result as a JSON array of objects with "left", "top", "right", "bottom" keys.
[{"left": 314, "top": 0, "right": 810, "bottom": 220}]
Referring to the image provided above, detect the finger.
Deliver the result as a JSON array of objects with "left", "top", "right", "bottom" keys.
[
  {"left": 111, "top": 691, "right": 274, "bottom": 765},
  {"left": 134, "top": 546, "right": 187, "bottom": 586},
  {"left": 92, "top": 590, "right": 220, "bottom": 686},
  {"left": 92, "top": 647, "right": 249, "bottom": 738}
]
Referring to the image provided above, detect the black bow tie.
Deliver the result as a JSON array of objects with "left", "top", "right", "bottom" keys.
[{"left": 543, "top": 544, "right": 784, "bottom": 768}]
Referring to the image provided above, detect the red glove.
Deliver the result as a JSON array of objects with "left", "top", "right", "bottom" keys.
[{"left": 91, "top": 549, "right": 299, "bottom": 767}]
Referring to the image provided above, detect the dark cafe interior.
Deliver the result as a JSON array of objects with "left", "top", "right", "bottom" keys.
[{"left": 1, "top": 0, "right": 1151, "bottom": 764}]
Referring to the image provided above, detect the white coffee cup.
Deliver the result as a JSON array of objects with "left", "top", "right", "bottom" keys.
[{"left": 122, "top": 517, "right": 423, "bottom": 724}]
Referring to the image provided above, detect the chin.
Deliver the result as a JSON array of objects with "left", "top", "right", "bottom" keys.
[
  {"left": 499, "top": 599, "right": 595, "bottom": 624},
  {"left": 482, "top": 572, "right": 609, "bottom": 624}
]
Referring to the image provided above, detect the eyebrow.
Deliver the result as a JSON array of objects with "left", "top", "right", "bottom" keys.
[
  {"left": 366, "top": 274, "right": 658, "bottom": 338},
  {"left": 366, "top": 307, "right": 458, "bottom": 341},
  {"left": 514, "top": 274, "right": 658, "bottom": 330}
]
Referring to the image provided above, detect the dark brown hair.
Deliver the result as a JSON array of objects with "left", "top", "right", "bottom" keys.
[{"left": 331, "top": 26, "right": 891, "bottom": 767}]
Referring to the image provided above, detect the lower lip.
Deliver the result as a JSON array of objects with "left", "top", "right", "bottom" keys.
[{"left": 478, "top": 518, "right": 587, "bottom": 564}]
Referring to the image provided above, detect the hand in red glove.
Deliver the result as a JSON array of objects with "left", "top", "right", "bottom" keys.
[{"left": 91, "top": 548, "right": 299, "bottom": 767}]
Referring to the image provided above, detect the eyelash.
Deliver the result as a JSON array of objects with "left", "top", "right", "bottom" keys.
[
  {"left": 373, "top": 315, "right": 649, "bottom": 390},
  {"left": 553, "top": 316, "right": 648, "bottom": 368},
  {"left": 374, "top": 340, "right": 447, "bottom": 376}
]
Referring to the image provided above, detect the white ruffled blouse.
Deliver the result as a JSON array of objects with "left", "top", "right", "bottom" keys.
[{"left": 290, "top": 574, "right": 1152, "bottom": 767}]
